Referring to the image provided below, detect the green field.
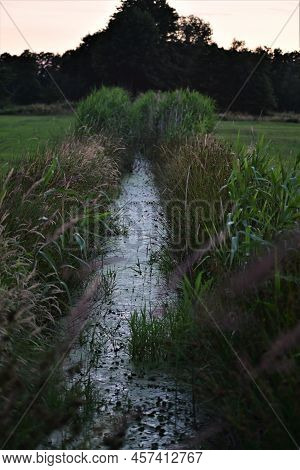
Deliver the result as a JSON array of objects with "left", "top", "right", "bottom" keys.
[
  {"left": 0, "top": 115, "right": 74, "bottom": 168},
  {"left": 1, "top": 115, "right": 300, "bottom": 171},
  {"left": 216, "top": 120, "right": 300, "bottom": 162}
]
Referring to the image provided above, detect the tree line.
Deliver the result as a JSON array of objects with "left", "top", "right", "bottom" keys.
[{"left": 1, "top": 0, "right": 300, "bottom": 115}]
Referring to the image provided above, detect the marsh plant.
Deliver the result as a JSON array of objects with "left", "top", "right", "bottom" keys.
[
  {"left": 0, "top": 132, "right": 124, "bottom": 448},
  {"left": 76, "top": 87, "right": 216, "bottom": 148},
  {"left": 76, "top": 86, "right": 132, "bottom": 139},
  {"left": 130, "top": 135, "right": 300, "bottom": 449},
  {"left": 131, "top": 89, "right": 216, "bottom": 146}
]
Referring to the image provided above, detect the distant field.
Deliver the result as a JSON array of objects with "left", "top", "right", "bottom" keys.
[
  {"left": 216, "top": 120, "right": 300, "bottom": 163},
  {"left": 1, "top": 115, "right": 299, "bottom": 173},
  {"left": 0, "top": 115, "right": 74, "bottom": 169}
]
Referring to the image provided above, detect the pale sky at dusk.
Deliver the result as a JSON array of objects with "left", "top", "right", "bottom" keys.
[{"left": 0, "top": 1, "right": 299, "bottom": 55}]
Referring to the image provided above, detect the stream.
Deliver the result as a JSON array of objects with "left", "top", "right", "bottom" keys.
[{"left": 57, "top": 158, "right": 198, "bottom": 449}]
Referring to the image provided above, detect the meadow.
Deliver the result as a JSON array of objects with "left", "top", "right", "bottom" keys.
[
  {"left": 216, "top": 119, "right": 300, "bottom": 163},
  {"left": 1, "top": 89, "right": 299, "bottom": 449},
  {"left": 0, "top": 115, "right": 74, "bottom": 168}
]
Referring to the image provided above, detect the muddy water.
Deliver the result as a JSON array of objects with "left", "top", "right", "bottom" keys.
[{"left": 72, "top": 158, "right": 196, "bottom": 449}]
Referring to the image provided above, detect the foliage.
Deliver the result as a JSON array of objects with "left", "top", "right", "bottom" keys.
[
  {"left": 130, "top": 137, "right": 300, "bottom": 449},
  {"left": 94, "top": 6, "right": 162, "bottom": 91},
  {"left": 0, "top": 133, "right": 122, "bottom": 448},
  {"left": 76, "top": 86, "right": 131, "bottom": 137},
  {"left": 131, "top": 89, "right": 216, "bottom": 145},
  {"left": 219, "top": 146, "right": 300, "bottom": 267},
  {"left": 76, "top": 87, "right": 216, "bottom": 147},
  {"left": 1, "top": 1, "right": 300, "bottom": 114},
  {"left": 176, "top": 15, "right": 212, "bottom": 45},
  {"left": 116, "top": 0, "right": 179, "bottom": 40}
]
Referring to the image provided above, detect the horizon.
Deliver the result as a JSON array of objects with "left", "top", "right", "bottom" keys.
[{"left": 0, "top": 1, "right": 299, "bottom": 56}]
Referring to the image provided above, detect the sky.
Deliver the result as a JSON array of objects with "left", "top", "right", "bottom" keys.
[{"left": 0, "top": 1, "right": 299, "bottom": 55}]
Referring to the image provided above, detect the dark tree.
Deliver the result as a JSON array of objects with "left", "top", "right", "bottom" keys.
[
  {"left": 0, "top": 0, "right": 299, "bottom": 114},
  {"left": 0, "top": 50, "right": 41, "bottom": 105},
  {"left": 176, "top": 15, "right": 212, "bottom": 45},
  {"left": 92, "top": 4, "right": 169, "bottom": 91},
  {"left": 117, "top": 0, "right": 178, "bottom": 40}
]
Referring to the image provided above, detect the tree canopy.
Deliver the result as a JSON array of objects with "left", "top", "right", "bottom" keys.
[{"left": 1, "top": 0, "right": 300, "bottom": 115}]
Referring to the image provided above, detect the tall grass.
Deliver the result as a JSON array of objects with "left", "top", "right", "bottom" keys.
[
  {"left": 0, "top": 133, "right": 123, "bottom": 448},
  {"left": 131, "top": 90, "right": 216, "bottom": 146},
  {"left": 76, "top": 86, "right": 131, "bottom": 138},
  {"left": 211, "top": 144, "right": 300, "bottom": 268},
  {"left": 76, "top": 87, "right": 216, "bottom": 147},
  {"left": 156, "top": 135, "right": 233, "bottom": 255},
  {"left": 130, "top": 137, "right": 300, "bottom": 449}
]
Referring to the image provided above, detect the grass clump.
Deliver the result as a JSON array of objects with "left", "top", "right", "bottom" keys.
[
  {"left": 129, "top": 273, "right": 212, "bottom": 366},
  {"left": 156, "top": 135, "right": 233, "bottom": 255},
  {"left": 131, "top": 89, "right": 216, "bottom": 146},
  {"left": 129, "top": 306, "right": 193, "bottom": 365},
  {"left": 75, "top": 87, "right": 215, "bottom": 148},
  {"left": 76, "top": 86, "right": 131, "bottom": 138}
]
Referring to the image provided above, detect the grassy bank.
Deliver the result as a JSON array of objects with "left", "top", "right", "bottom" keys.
[
  {"left": 131, "top": 89, "right": 216, "bottom": 146},
  {"left": 0, "top": 126, "right": 124, "bottom": 447},
  {"left": 87, "top": 88, "right": 300, "bottom": 449},
  {"left": 131, "top": 138, "right": 300, "bottom": 448}
]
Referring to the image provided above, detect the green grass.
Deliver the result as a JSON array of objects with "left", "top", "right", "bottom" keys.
[
  {"left": 132, "top": 139, "right": 300, "bottom": 449},
  {"left": 76, "top": 86, "right": 131, "bottom": 138},
  {"left": 0, "top": 115, "right": 74, "bottom": 168},
  {"left": 131, "top": 89, "right": 216, "bottom": 146},
  {"left": 216, "top": 120, "right": 300, "bottom": 163},
  {"left": 0, "top": 130, "right": 122, "bottom": 448}
]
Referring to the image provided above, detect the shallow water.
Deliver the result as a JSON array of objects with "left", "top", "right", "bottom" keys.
[{"left": 61, "top": 158, "right": 197, "bottom": 449}]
